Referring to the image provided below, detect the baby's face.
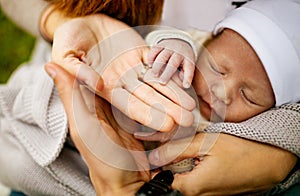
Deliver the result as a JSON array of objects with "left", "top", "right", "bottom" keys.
[{"left": 193, "top": 29, "right": 275, "bottom": 122}]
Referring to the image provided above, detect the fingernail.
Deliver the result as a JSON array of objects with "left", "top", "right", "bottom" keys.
[
  {"left": 83, "top": 77, "right": 98, "bottom": 91},
  {"left": 45, "top": 65, "right": 57, "bottom": 79},
  {"left": 159, "top": 79, "right": 167, "bottom": 85},
  {"left": 183, "top": 81, "right": 191, "bottom": 89},
  {"left": 151, "top": 150, "right": 160, "bottom": 163},
  {"left": 96, "top": 77, "right": 104, "bottom": 91},
  {"left": 134, "top": 131, "right": 156, "bottom": 137},
  {"left": 151, "top": 70, "right": 159, "bottom": 77}
]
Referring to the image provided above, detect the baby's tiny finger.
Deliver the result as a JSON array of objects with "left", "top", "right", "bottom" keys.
[
  {"left": 147, "top": 46, "right": 164, "bottom": 64},
  {"left": 182, "top": 60, "right": 195, "bottom": 89},
  {"left": 151, "top": 49, "right": 172, "bottom": 76},
  {"left": 171, "top": 73, "right": 184, "bottom": 88},
  {"left": 159, "top": 53, "right": 184, "bottom": 85},
  {"left": 159, "top": 65, "right": 177, "bottom": 85}
]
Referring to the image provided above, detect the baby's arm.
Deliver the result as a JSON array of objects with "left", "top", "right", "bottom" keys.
[{"left": 147, "top": 38, "right": 195, "bottom": 88}]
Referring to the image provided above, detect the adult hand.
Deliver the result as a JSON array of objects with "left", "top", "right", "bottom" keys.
[
  {"left": 49, "top": 11, "right": 195, "bottom": 132},
  {"left": 45, "top": 62, "right": 150, "bottom": 195},
  {"left": 146, "top": 132, "right": 297, "bottom": 195}
]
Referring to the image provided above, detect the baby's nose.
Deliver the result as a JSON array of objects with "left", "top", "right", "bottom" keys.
[{"left": 211, "top": 84, "right": 231, "bottom": 105}]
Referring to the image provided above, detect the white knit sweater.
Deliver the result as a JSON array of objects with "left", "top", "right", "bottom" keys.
[{"left": 0, "top": 40, "right": 95, "bottom": 195}]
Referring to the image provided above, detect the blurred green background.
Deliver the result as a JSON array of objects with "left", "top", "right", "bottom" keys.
[{"left": 0, "top": 7, "right": 36, "bottom": 83}]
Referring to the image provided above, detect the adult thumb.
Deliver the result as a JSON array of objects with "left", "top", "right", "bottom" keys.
[
  {"left": 44, "top": 63, "right": 91, "bottom": 123},
  {"left": 148, "top": 136, "right": 195, "bottom": 166}
]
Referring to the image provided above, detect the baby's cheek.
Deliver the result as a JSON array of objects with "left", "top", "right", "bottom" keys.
[{"left": 224, "top": 106, "right": 257, "bottom": 122}]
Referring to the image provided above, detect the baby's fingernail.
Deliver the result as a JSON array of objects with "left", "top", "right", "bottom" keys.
[
  {"left": 159, "top": 79, "right": 167, "bottom": 85},
  {"left": 151, "top": 69, "right": 159, "bottom": 77},
  {"left": 152, "top": 73, "right": 159, "bottom": 78}
]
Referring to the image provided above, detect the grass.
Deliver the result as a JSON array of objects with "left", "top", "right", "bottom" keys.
[{"left": 0, "top": 8, "right": 36, "bottom": 83}]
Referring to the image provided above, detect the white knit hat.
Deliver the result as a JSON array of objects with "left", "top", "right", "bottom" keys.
[{"left": 213, "top": 0, "right": 300, "bottom": 106}]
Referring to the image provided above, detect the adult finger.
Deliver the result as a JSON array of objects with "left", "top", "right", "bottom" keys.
[
  {"left": 44, "top": 62, "right": 94, "bottom": 156},
  {"left": 143, "top": 71, "right": 196, "bottom": 111},
  {"left": 127, "top": 81, "right": 195, "bottom": 128},
  {"left": 60, "top": 55, "right": 104, "bottom": 93},
  {"left": 134, "top": 131, "right": 175, "bottom": 142},
  {"left": 148, "top": 132, "right": 219, "bottom": 166},
  {"left": 147, "top": 135, "right": 200, "bottom": 166},
  {"left": 134, "top": 125, "right": 195, "bottom": 142},
  {"left": 44, "top": 62, "right": 91, "bottom": 120},
  {"left": 111, "top": 87, "right": 175, "bottom": 132},
  {"left": 52, "top": 20, "right": 104, "bottom": 93},
  {"left": 45, "top": 63, "right": 142, "bottom": 171},
  {"left": 113, "top": 66, "right": 195, "bottom": 130}
]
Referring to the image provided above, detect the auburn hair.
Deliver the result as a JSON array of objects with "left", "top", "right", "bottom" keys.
[{"left": 45, "top": 0, "right": 164, "bottom": 26}]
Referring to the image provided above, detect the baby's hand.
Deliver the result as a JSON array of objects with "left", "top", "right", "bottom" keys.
[{"left": 147, "top": 39, "right": 196, "bottom": 88}]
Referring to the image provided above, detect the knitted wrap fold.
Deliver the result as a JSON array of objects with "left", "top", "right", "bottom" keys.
[
  {"left": 206, "top": 104, "right": 300, "bottom": 157},
  {"left": 0, "top": 40, "right": 68, "bottom": 167}
]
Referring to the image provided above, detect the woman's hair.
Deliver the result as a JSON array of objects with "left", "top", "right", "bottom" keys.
[{"left": 45, "top": 0, "right": 164, "bottom": 26}]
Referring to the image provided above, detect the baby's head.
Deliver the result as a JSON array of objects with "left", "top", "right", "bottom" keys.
[
  {"left": 193, "top": 28, "right": 275, "bottom": 122},
  {"left": 193, "top": 0, "right": 300, "bottom": 122}
]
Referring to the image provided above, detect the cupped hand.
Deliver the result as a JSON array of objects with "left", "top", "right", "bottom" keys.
[
  {"left": 51, "top": 13, "right": 196, "bottom": 132},
  {"left": 147, "top": 132, "right": 297, "bottom": 195},
  {"left": 45, "top": 62, "right": 150, "bottom": 195}
]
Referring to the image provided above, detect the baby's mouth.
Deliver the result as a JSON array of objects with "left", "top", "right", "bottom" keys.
[
  {"left": 197, "top": 96, "right": 212, "bottom": 119},
  {"left": 199, "top": 96, "right": 224, "bottom": 122}
]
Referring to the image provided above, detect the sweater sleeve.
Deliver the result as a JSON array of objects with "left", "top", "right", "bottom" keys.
[
  {"left": 145, "top": 28, "right": 211, "bottom": 59},
  {"left": 0, "top": 40, "right": 68, "bottom": 167},
  {"left": 0, "top": 0, "right": 49, "bottom": 37}
]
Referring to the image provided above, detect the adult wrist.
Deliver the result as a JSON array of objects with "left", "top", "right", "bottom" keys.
[{"left": 39, "top": 5, "right": 71, "bottom": 43}]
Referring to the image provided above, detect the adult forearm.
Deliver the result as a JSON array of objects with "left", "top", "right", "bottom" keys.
[
  {"left": 0, "top": 0, "right": 48, "bottom": 37},
  {"left": 206, "top": 103, "right": 300, "bottom": 193}
]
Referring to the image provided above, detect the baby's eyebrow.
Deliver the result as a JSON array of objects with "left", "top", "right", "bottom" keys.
[{"left": 207, "top": 55, "right": 228, "bottom": 73}]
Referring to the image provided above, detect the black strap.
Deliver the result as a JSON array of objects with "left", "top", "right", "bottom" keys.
[{"left": 135, "top": 170, "right": 184, "bottom": 196}]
